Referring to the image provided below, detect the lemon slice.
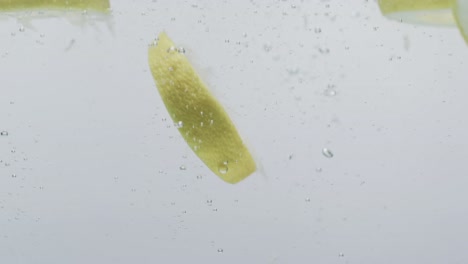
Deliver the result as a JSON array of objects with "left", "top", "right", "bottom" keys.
[
  {"left": 378, "top": 0, "right": 456, "bottom": 26},
  {"left": 0, "top": 0, "right": 110, "bottom": 12},
  {"left": 148, "top": 32, "right": 256, "bottom": 184},
  {"left": 454, "top": 0, "right": 468, "bottom": 43}
]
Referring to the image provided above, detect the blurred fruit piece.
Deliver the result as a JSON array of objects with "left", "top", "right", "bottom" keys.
[
  {"left": 0, "top": 0, "right": 110, "bottom": 12},
  {"left": 454, "top": 0, "right": 468, "bottom": 43},
  {"left": 378, "top": 0, "right": 456, "bottom": 26}
]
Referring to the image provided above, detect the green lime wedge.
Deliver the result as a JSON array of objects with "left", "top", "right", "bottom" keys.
[
  {"left": 0, "top": 0, "right": 110, "bottom": 12},
  {"left": 454, "top": 0, "right": 468, "bottom": 43},
  {"left": 378, "top": 0, "right": 456, "bottom": 26}
]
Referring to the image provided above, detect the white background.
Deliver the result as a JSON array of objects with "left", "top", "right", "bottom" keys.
[{"left": 1, "top": 0, "right": 468, "bottom": 263}]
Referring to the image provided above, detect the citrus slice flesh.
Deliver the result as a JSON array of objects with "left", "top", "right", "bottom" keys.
[
  {"left": 148, "top": 32, "right": 256, "bottom": 184},
  {"left": 378, "top": 0, "right": 456, "bottom": 26},
  {"left": 0, "top": 0, "right": 110, "bottom": 12},
  {"left": 454, "top": 0, "right": 468, "bottom": 43}
]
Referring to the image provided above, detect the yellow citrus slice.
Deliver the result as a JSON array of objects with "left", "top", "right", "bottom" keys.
[
  {"left": 0, "top": 0, "right": 110, "bottom": 12},
  {"left": 454, "top": 0, "right": 468, "bottom": 43},
  {"left": 378, "top": 0, "right": 456, "bottom": 26},
  {"left": 148, "top": 32, "right": 256, "bottom": 184}
]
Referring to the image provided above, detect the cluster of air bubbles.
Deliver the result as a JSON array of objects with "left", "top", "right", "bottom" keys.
[
  {"left": 318, "top": 47, "right": 330, "bottom": 54},
  {"left": 177, "top": 47, "right": 185, "bottom": 53},
  {"left": 166, "top": 46, "right": 186, "bottom": 54}
]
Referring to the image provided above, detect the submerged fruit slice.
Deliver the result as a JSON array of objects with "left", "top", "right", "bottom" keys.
[
  {"left": 378, "top": 0, "right": 456, "bottom": 26},
  {"left": 454, "top": 0, "right": 468, "bottom": 43},
  {"left": 0, "top": 0, "right": 110, "bottom": 12},
  {"left": 148, "top": 32, "right": 256, "bottom": 184}
]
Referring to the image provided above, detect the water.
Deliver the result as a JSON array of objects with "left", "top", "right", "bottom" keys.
[{"left": 1, "top": 1, "right": 467, "bottom": 264}]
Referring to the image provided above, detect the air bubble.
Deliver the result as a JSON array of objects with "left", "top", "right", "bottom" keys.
[
  {"left": 174, "top": 121, "right": 183, "bottom": 128},
  {"left": 324, "top": 89, "right": 336, "bottom": 96},
  {"left": 218, "top": 161, "right": 229, "bottom": 174},
  {"left": 287, "top": 67, "right": 299, "bottom": 75},
  {"left": 324, "top": 85, "right": 337, "bottom": 96},
  {"left": 322, "top": 148, "right": 334, "bottom": 158},
  {"left": 263, "top": 43, "right": 272, "bottom": 52},
  {"left": 0, "top": 131, "right": 8, "bottom": 136},
  {"left": 179, "top": 165, "right": 186, "bottom": 170}
]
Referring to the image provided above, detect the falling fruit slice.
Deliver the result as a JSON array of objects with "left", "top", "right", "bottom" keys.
[
  {"left": 454, "top": 0, "right": 468, "bottom": 43},
  {"left": 0, "top": 0, "right": 110, "bottom": 12},
  {"left": 378, "top": 0, "right": 456, "bottom": 26},
  {"left": 148, "top": 32, "right": 256, "bottom": 184}
]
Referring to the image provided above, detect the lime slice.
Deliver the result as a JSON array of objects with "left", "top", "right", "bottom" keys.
[
  {"left": 0, "top": 0, "right": 110, "bottom": 12},
  {"left": 454, "top": 0, "right": 468, "bottom": 43},
  {"left": 148, "top": 32, "right": 256, "bottom": 184},
  {"left": 378, "top": 0, "right": 456, "bottom": 26}
]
